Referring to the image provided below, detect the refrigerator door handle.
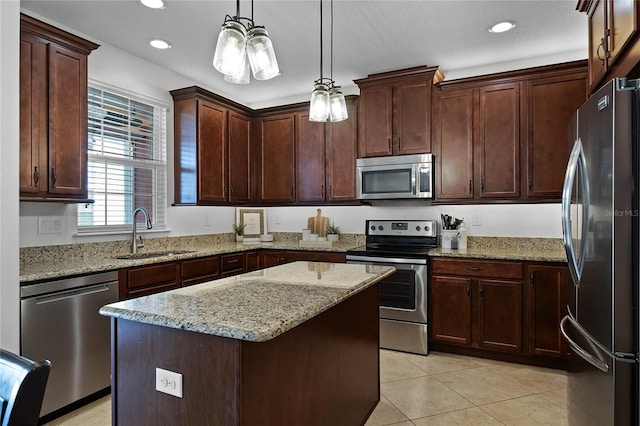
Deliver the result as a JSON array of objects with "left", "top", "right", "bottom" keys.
[
  {"left": 561, "top": 138, "right": 590, "bottom": 285},
  {"left": 560, "top": 314, "right": 609, "bottom": 373}
]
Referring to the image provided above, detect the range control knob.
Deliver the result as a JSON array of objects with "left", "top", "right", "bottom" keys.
[
  {"left": 370, "top": 225, "right": 376, "bottom": 231},
  {"left": 425, "top": 225, "right": 430, "bottom": 232},
  {"left": 415, "top": 226, "right": 421, "bottom": 231},
  {"left": 378, "top": 225, "right": 384, "bottom": 231}
]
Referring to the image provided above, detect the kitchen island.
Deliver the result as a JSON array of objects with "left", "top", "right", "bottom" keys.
[{"left": 100, "top": 261, "right": 394, "bottom": 425}]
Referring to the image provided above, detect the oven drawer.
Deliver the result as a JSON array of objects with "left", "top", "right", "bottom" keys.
[{"left": 431, "top": 258, "right": 522, "bottom": 279}]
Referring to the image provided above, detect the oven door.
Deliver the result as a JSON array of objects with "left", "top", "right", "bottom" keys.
[{"left": 346, "top": 255, "right": 427, "bottom": 323}]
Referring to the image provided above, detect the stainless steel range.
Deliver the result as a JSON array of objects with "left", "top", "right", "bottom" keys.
[{"left": 346, "top": 219, "right": 437, "bottom": 355}]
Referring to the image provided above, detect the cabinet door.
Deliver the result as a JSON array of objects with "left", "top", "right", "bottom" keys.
[
  {"left": 261, "top": 251, "right": 283, "bottom": 267},
  {"left": 430, "top": 275, "right": 472, "bottom": 345},
  {"left": 476, "top": 279, "right": 523, "bottom": 353},
  {"left": 20, "top": 32, "right": 46, "bottom": 194},
  {"left": 259, "top": 114, "right": 296, "bottom": 203},
  {"left": 476, "top": 83, "right": 520, "bottom": 199},
  {"left": 526, "top": 264, "right": 569, "bottom": 358},
  {"left": 198, "top": 100, "right": 227, "bottom": 203},
  {"left": 525, "top": 74, "right": 587, "bottom": 198},
  {"left": 607, "top": 0, "right": 637, "bottom": 64},
  {"left": 326, "top": 102, "right": 358, "bottom": 202},
  {"left": 358, "top": 85, "right": 393, "bottom": 157},
  {"left": 47, "top": 43, "right": 88, "bottom": 196},
  {"left": 245, "top": 251, "right": 261, "bottom": 272},
  {"left": 296, "top": 112, "right": 326, "bottom": 202},
  {"left": 434, "top": 87, "right": 474, "bottom": 199},
  {"left": 588, "top": 0, "right": 608, "bottom": 91},
  {"left": 394, "top": 80, "right": 432, "bottom": 154},
  {"left": 228, "top": 111, "right": 251, "bottom": 203}
]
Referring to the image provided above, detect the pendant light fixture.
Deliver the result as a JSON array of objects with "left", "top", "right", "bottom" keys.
[
  {"left": 213, "top": 0, "right": 279, "bottom": 84},
  {"left": 309, "top": 0, "right": 347, "bottom": 122}
]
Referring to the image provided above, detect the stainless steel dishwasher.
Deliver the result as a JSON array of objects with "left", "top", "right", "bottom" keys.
[{"left": 20, "top": 271, "right": 118, "bottom": 417}]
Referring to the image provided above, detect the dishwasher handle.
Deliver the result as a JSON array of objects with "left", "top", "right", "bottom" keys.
[{"left": 34, "top": 283, "right": 114, "bottom": 305}]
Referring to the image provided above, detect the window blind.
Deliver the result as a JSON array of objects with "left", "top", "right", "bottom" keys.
[{"left": 78, "top": 83, "right": 167, "bottom": 233}]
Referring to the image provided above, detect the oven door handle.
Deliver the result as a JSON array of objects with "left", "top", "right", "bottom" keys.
[{"left": 346, "top": 255, "right": 427, "bottom": 265}]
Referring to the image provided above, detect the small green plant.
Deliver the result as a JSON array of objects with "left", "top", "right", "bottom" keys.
[
  {"left": 232, "top": 223, "right": 246, "bottom": 236},
  {"left": 326, "top": 222, "right": 341, "bottom": 235}
]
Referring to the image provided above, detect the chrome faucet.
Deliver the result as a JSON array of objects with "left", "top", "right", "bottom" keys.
[{"left": 131, "top": 207, "right": 152, "bottom": 254}]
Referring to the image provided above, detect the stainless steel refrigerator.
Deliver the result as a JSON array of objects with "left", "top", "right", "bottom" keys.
[{"left": 560, "top": 77, "right": 638, "bottom": 425}]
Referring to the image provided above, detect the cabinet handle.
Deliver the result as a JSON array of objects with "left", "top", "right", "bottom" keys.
[
  {"left": 466, "top": 284, "right": 470, "bottom": 297},
  {"left": 33, "top": 166, "right": 39, "bottom": 186},
  {"left": 530, "top": 272, "right": 535, "bottom": 288},
  {"left": 321, "top": 185, "right": 325, "bottom": 198},
  {"left": 329, "top": 185, "right": 333, "bottom": 197},
  {"left": 229, "top": 186, "right": 233, "bottom": 195},
  {"left": 224, "top": 185, "right": 228, "bottom": 196},
  {"left": 468, "top": 179, "right": 472, "bottom": 193},
  {"left": 480, "top": 284, "right": 484, "bottom": 298},
  {"left": 397, "top": 137, "right": 401, "bottom": 151},
  {"left": 528, "top": 177, "right": 532, "bottom": 191},
  {"left": 481, "top": 179, "right": 485, "bottom": 192},
  {"left": 50, "top": 168, "right": 57, "bottom": 188},
  {"left": 227, "top": 258, "right": 239, "bottom": 264},
  {"left": 388, "top": 138, "right": 392, "bottom": 151},
  {"left": 468, "top": 267, "right": 482, "bottom": 271}
]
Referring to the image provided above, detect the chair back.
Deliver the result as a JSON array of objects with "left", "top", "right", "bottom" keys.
[{"left": 0, "top": 349, "right": 50, "bottom": 426}]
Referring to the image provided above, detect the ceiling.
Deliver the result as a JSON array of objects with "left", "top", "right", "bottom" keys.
[{"left": 20, "top": 0, "right": 588, "bottom": 109}]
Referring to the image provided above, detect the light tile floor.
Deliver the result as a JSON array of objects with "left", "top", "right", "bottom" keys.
[{"left": 44, "top": 350, "right": 567, "bottom": 426}]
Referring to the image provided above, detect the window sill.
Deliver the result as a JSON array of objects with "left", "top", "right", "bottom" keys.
[{"left": 74, "top": 227, "right": 171, "bottom": 238}]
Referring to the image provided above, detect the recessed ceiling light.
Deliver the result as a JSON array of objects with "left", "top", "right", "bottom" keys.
[
  {"left": 150, "top": 39, "right": 172, "bottom": 49},
  {"left": 488, "top": 21, "right": 516, "bottom": 33},
  {"left": 140, "top": 0, "right": 167, "bottom": 9}
]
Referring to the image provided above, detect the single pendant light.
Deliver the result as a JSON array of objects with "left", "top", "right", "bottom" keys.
[
  {"left": 213, "top": 0, "right": 280, "bottom": 84},
  {"left": 327, "top": 0, "right": 347, "bottom": 122},
  {"left": 309, "top": 0, "right": 330, "bottom": 122}
]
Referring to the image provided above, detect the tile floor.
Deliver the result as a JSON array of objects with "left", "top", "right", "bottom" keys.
[{"left": 44, "top": 350, "right": 568, "bottom": 426}]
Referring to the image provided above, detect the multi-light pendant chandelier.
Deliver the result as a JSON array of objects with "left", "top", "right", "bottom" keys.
[
  {"left": 309, "top": 0, "right": 348, "bottom": 122},
  {"left": 213, "top": 0, "right": 280, "bottom": 84}
]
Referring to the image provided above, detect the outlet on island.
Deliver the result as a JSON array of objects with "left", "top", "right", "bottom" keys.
[{"left": 155, "top": 367, "right": 183, "bottom": 398}]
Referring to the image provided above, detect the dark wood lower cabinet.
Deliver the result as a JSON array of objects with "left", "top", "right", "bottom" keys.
[
  {"left": 430, "top": 258, "right": 568, "bottom": 368},
  {"left": 111, "top": 284, "right": 380, "bottom": 425}
]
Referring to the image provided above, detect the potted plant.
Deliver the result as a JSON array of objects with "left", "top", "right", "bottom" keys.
[
  {"left": 326, "top": 222, "right": 341, "bottom": 242},
  {"left": 232, "top": 223, "right": 246, "bottom": 242}
]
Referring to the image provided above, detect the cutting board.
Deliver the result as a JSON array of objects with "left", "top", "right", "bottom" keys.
[{"left": 307, "top": 209, "right": 329, "bottom": 237}]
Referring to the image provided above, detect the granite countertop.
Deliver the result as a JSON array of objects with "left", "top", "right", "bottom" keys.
[
  {"left": 20, "top": 233, "right": 363, "bottom": 283},
  {"left": 428, "top": 237, "right": 567, "bottom": 263},
  {"left": 99, "top": 261, "right": 395, "bottom": 342}
]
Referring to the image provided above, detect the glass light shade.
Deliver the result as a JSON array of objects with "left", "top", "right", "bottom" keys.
[
  {"left": 213, "top": 21, "right": 247, "bottom": 76},
  {"left": 309, "top": 83, "right": 330, "bottom": 122},
  {"left": 329, "top": 86, "right": 348, "bottom": 122},
  {"left": 246, "top": 27, "right": 280, "bottom": 80},
  {"left": 224, "top": 53, "right": 250, "bottom": 84}
]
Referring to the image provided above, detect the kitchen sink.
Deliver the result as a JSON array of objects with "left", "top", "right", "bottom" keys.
[{"left": 115, "top": 250, "right": 196, "bottom": 260}]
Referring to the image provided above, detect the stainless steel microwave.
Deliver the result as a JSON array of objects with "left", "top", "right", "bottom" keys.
[{"left": 356, "top": 153, "right": 433, "bottom": 200}]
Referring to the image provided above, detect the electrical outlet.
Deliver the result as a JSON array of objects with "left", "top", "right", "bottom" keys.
[
  {"left": 472, "top": 213, "right": 482, "bottom": 226},
  {"left": 155, "top": 368, "right": 183, "bottom": 398},
  {"left": 37, "top": 217, "right": 62, "bottom": 234},
  {"left": 204, "top": 215, "right": 210, "bottom": 227},
  {"left": 275, "top": 215, "right": 281, "bottom": 224}
]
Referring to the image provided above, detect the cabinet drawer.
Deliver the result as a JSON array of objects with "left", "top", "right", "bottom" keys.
[
  {"left": 126, "top": 263, "right": 179, "bottom": 290},
  {"left": 431, "top": 258, "right": 522, "bottom": 279},
  {"left": 181, "top": 256, "right": 220, "bottom": 280},
  {"left": 221, "top": 253, "right": 245, "bottom": 273}
]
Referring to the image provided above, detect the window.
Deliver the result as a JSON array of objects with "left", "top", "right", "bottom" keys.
[{"left": 78, "top": 82, "right": 167, "bottom": 233}]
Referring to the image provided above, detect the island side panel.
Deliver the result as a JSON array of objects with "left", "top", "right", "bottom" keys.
[
  {"left": 240, "top": 284, "right": 380, "bottom": 425},
  {"left": 112, "top": 319, "right": 241, "bottom": 425}
]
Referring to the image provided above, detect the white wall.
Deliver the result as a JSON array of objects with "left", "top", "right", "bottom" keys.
[{"left": 1, "top": 0, "right": 21, "bottom": 352}]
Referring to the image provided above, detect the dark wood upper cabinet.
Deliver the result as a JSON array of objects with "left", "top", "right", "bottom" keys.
[
  {"left": 433, "top": 87, "right": 475, "bottom": 200},
  {"left": 524, "top": 73, "right": 588, "bottom": 198},
  {"left": 228, "top": 112, "right": 251, "bottom": 203},
  {"left": 476, "top": 82, "right": 520, "bottom": 199},
  {"left": 170, "top": 86, "right": 252, "bottom": 205},
  {"left": 257, "top": 114, "right": 296, "bottom": 203},
  {"left": 355, "top": 66, "right": 444, "bottom": 157},
  {"left": 579, "top": 0, "right": 639, "bottom": 93},
  {"left": 296, "top": 113, "right": 326, "bottom": 203},
  {"left": 433, "top": 60, "right": 587, "bottom": 203},
  {"left": 20, "top": 14, "right": 99, "bottom": 202}
]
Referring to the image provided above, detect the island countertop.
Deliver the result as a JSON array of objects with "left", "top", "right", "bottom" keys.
[{"left": 99, "top": 261, "right": 395, "bottom": 342}]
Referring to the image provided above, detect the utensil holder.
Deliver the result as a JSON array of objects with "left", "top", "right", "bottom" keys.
[{"left": 441, "top": 230, "right": 458, "bottom": 249}]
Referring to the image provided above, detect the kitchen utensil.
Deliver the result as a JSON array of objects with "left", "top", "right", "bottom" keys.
[{"left": 307, "top": 209, "right": 329, "bottom": 237}]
